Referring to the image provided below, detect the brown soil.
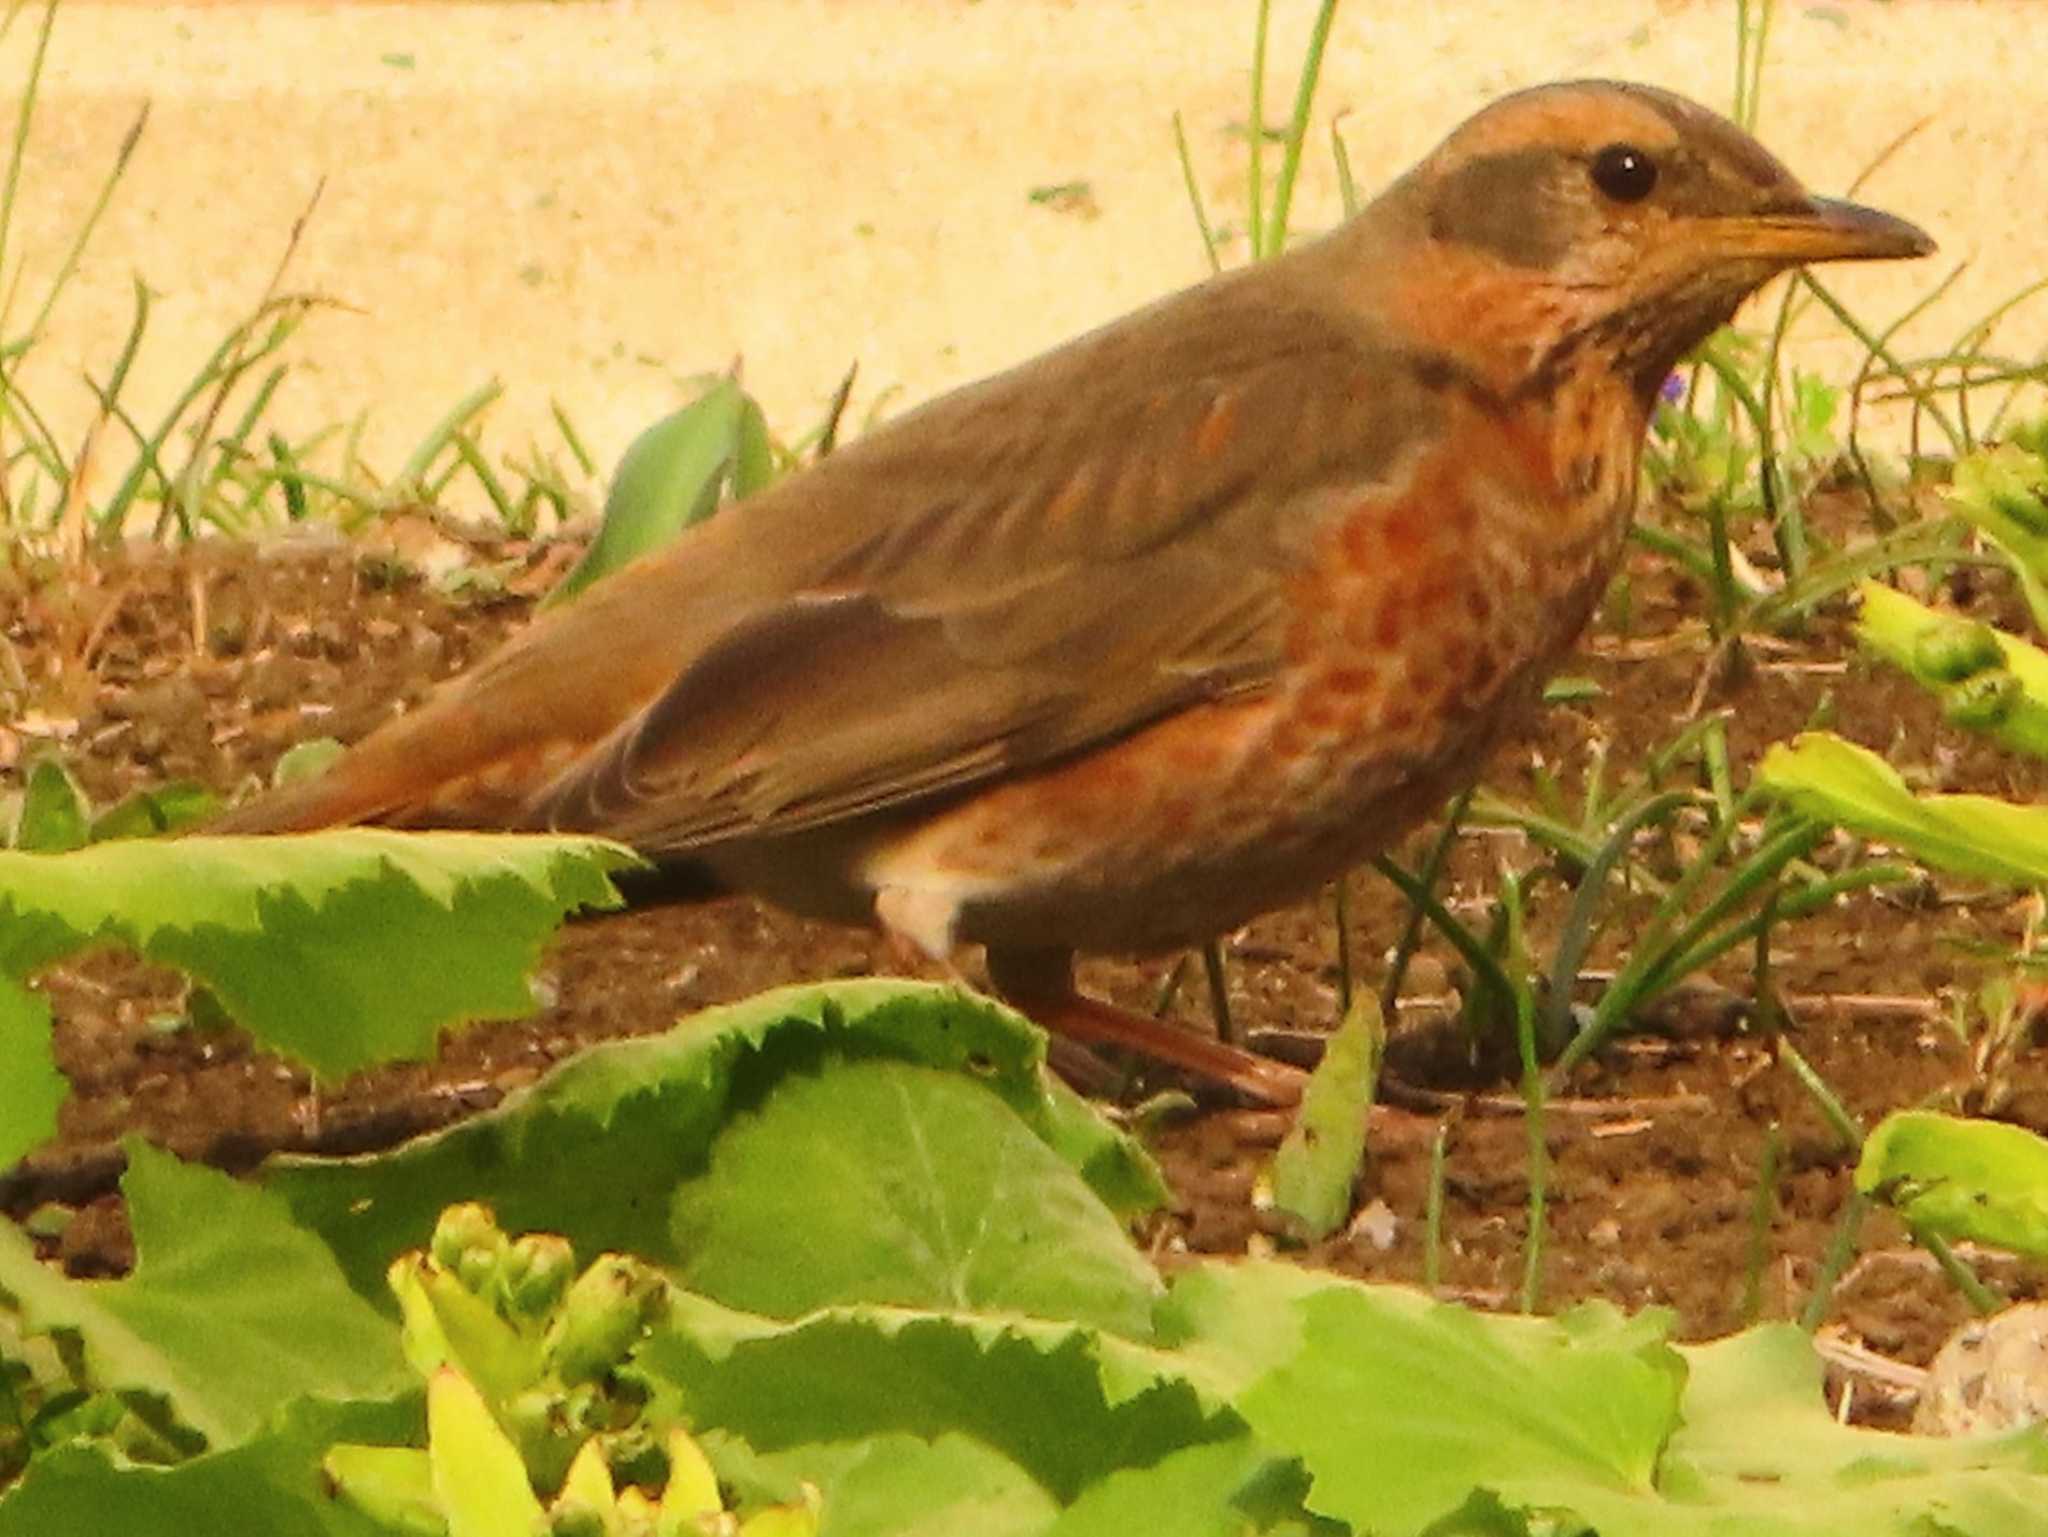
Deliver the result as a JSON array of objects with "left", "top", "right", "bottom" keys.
[{"left": 6, "top": 504, "right": 2047, "bottom": 1415}]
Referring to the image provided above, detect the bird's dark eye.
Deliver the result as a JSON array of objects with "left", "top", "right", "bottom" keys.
[{"left": 1591, "top": 143, "right": 1658, "bottom": 203}]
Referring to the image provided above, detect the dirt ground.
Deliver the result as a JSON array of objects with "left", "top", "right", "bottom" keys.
[{"left": 5, "top": 498, "right": 2048, "bottom": 1422}]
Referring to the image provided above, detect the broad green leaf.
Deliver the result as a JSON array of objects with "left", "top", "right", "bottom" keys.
[
  {"left": 740, "top": 1503, "right": 820, "bottom": 1537},
  {"left": 321, "top": 1444, "right": 441, "bottom": 1535},
  {"left": 0, "top": 830, "right": 631, "bottom": 1080},
  {"left": 0, "top": 1394, "right": 413, "bottom": 1537},
  {"left": 1647, "top": 1323, "right": 2048, "bottom": 1535},
  {"left": 1269, "top": 993, "right": 1381, "bottom": 1241},
  {"left": 545, "top": 378, "right": 755, "bottom": 608},
  {"left": 0, "top": 973, "right": 65, "bottom": 1165},
  {"left": 1857, "top": 1110, "right": 2048, "bottom": 1259},
  {"left": 269, "top": 981, "right": 1166, "bottom": 1304},
  {"left": 671, "top": 1057, "right": 1161, "bottom": 1333},
  {"left": 1756, "top": 732, "right": 2048, "bottom": 888},
  {"left": 739, "top": 1432, "right": 1056, "bottom": 1537},
  {"left": 644, "top": 1295, "right": 1222, "bottom": 1506},
  {"left": 1043, "top": 1436, "right": 1317, "bottom": 1537},
  {"left": 1147, "top": 1261, "right": 1346, "bottom": 1405},
  {"left": 0, "top": 1141, "right": 409, "bottom": 1449},
  {"left": 1211, "top": 1275, "right": 1682, "bottom": 1534},
  {"left": 1160, "top": 1264, "right": 2048, "bottom": 1535}
]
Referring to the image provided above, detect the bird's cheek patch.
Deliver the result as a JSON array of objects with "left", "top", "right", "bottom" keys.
[{"left": 1428, "top": 148, "right": 1576, "bottom": 268}]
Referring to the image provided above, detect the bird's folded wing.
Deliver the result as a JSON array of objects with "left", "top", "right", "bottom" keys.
[{"left": 529, "top": 285, "right": 1447, "bottom": 852}]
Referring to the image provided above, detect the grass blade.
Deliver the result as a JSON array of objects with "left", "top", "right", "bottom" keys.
[
  {"left": 1172, "top": 111, "right": 1221, "bottom": 276},
  {"left": 1264, "top": 0, "right": 1339, "bottom": 255},
  {"left": 1246, "top": 0, "right": 1271, "bottom": 259}
]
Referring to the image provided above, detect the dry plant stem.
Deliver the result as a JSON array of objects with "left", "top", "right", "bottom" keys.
[
  {"left": 168, "top": 179, "right": 326, "bottom": 535},
  {"left": 75, "top": 578, "right": 134, "bottom": 674},
  {"left": 1812, "top": 1330, "right": 1926, "bottom": 1418},
  {"left": 1387, "top": 1084, "right": 1713, "bottom": 1118},
  {"left": 814, "top": 361, "right": 859, "bottom": 461}
]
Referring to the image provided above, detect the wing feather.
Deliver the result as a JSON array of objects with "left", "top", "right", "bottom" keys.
[{"left": 529, "top": 271, "right": 1447, "bottom": 850}]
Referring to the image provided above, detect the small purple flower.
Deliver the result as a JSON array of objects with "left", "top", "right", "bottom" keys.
[{"left": 1659, "top": 372, "right": 1686, "bottom": 405}]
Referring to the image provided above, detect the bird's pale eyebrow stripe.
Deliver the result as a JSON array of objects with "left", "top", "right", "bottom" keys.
[{"left": 1426, "top": 148, "right": 1574, "bottom": 269}]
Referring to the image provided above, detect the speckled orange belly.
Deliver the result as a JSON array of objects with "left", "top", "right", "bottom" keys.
[{"left": 862, "top": 388, "right": 1632, "bottom": 955}]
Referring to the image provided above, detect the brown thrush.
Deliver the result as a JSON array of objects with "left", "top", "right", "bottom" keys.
[{"left": 216, "top": 81, "right": 1932, "bottom": 1104}]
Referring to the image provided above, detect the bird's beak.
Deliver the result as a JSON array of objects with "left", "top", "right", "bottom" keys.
[{"left": 1712, "top": 195, "right": 1936, "bottom": 265}]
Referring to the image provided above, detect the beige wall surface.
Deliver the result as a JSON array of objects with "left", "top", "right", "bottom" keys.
[{"left": 3, "top": 0, "right": 2043, "bottom": 489}]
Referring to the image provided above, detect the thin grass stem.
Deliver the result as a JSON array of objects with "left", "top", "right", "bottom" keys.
[
  {"left": 1246, "top": 0, "right": 1271, "bottom": 259},
  {"left": 1171, "top": 112, "right": 1222, "bottom": 276},
  {"left": 1264, "top": 0, "right": 1339, "bottom": 255}
]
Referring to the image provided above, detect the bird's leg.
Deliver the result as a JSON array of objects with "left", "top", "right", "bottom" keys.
[{"left": 985, "top": 945, "right": 1306, "bottom": 1106}]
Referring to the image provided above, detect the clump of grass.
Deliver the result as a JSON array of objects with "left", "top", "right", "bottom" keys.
[{"left": 0, "top": 0, "right": 605, "bottom": 566}]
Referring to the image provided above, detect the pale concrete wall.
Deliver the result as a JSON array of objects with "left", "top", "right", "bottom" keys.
[{"left": 3, "top": 0, "right": 2041, "bottom": 495}]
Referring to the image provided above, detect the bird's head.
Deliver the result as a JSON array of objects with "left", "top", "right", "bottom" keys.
[{"left": 1369, "top": 80, "right": 1933, "bottom": 404}]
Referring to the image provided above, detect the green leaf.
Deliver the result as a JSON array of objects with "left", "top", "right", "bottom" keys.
[
  {"left": 0, "top": 1394, "right": 414, "bottom": 1537},
  {"left": 1158, "top": 1263, "right": 2048, "bottom": 1535},
  {"left": 1756, "top": 732, "right": 2048, "bottom": 888},
  {"left": 672, "top": 1057, "right": 1161, "bottom": 1333},
  {"left": 733, "top": 394, "right": 776, "bottom": 500},
  {"left": 740, "top": 1432, "right": 1057, "bottom": 1537},
  {"left": 268, "top": 981, "right": 1166, "bottom": 1304},
  {"left": 1269, "top": 992, "right": 1381, "bottom": 1242},
  {"left": 14, "top": 758, "right": 90, "bottom": 852},
  {"left": 1652, "top": 1324, "right": 2048, "bottom": 1535},
  {"left": 545, "top": 378, "right": 756, "bottom": 608},
  {"left": 1541, "top": 675, "right": 1603, "bottom": 704},
  {"left": 272, "top": 739, "right": 345, "bottom": 791},
  {"left": 0, "top": 972, "right": 65, "bottom": 1165},
  {"left": 87, "top": 781, "right": 219, "bottom": 843},
  {"left": 1857, "top": 1110, "right": 2048, "bottom": 1259},
  {"left": 1205, "top": 1275, "right": 1682, "bottom": 1533},
  {"left": 0, "top": 1142, "right": 410, "bottom": 1449},
  {"left": 644, "top": 1296, "right": 1220, "bottom": 1506},
  {"left": 1043, "top": 1436, "right": 1318, "bottom": 1537},
  {"left": 320, "top": 1444, "right": 441, "bottom": 1535},
  {"left": 427, "top": 1367, "right": 543, "bottom": 1537},
  {"left": 0, "top": 830, "right": 631, "bottom": 1081}
]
